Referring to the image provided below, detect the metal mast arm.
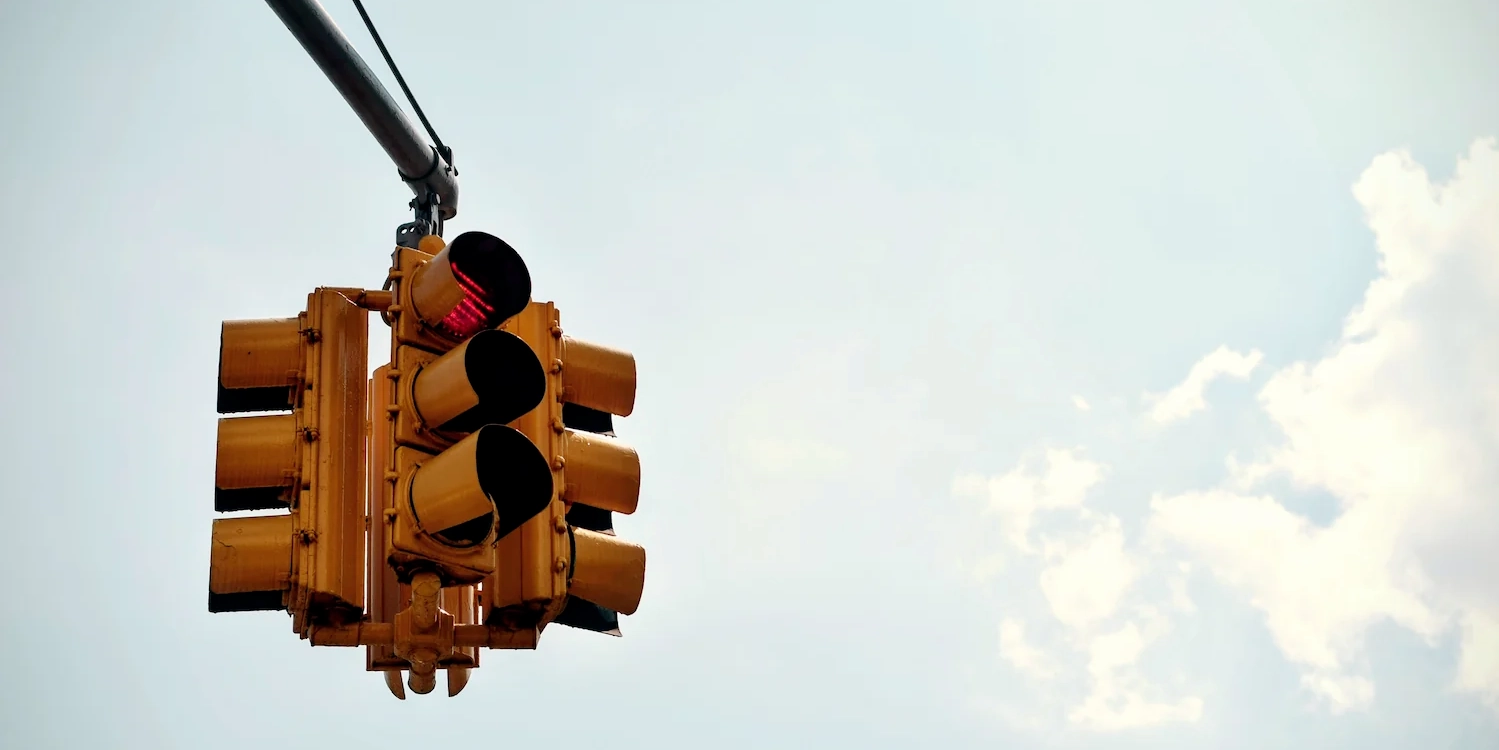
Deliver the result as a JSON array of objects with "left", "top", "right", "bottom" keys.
[{"left": 265, "top": 0, "right": 460, "bottom": 223}]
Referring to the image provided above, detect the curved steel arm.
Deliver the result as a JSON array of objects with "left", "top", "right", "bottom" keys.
[{"left": 266, "top": 0, "right": 460, "bottom": 220}]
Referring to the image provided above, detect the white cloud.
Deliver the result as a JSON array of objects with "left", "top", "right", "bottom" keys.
[
  {"left": 1072, "top": 395, "right": 1091, "bottom": 412},
  {"left": 1146, "top": 346, "right": 1263, "bottom": 424},
  {"left": 957, "top": 452, "right": 1201, "bottom": 731},
  {"left": 1070, "top": 617, "right": 1204, "bottom": 731},
  {"left": 999, "top": 618, "right": 1058, "bottom": 680},
  {"left": 1149, "top": 489, "right": 1442, "bottom": 711},
  {"left": 1168, "top": 570, "right": 1196, "bottom": 615},
  {"left": 1455, "top": 610, "right": 1499, "bottom": 711},
  {"left": 1150, "top": 138, "right": 1499, "bottom": 712},
  {"left": 953, "top": 448, "right": 1106, "bottom": 553},
  {"left": 961, "top": 140, "right": 1499, "bottom": 729},
  {"left": 1039, "top": 516, "right": 1139, "bottom": 633}
]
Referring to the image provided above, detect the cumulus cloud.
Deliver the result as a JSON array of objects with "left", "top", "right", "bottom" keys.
[
  {"left": 1456, "top": 611, "right": 1499, "bottom": 711},
  {"left": 1145, "top": 346, "right": 1263, "bottom": 424},
  {"left": 953, "top": 448, "right": 1107, "bottom": 554},
  {"left": 1069, "top": 614, "right": 1204, "bottom": 731},
  {"left": 1149, "top": 489, "right": 1440, "bottom": 711},
  {"left": 1039, "top": 516, "right": 1139, "bottom": 633},
  {"left": 999, "top": 618, "right": 1059, "bottom": 680},
  {"left": 1150, "top": 138, "right": 1499, "bottom": 712},
  {"left": 957, "top": 454, "right": 1201, "bottom": 731}
]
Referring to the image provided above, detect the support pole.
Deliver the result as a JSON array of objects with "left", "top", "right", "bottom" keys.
[{"left": 264, "top": 0, "right": 460, "bottom": 222}]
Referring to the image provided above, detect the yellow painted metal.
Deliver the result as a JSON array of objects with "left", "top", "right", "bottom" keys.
[
  {"left": 388, "top": 446, "right": 497, "bottom": 585},
  {"left": 487, "top": 301, "right": 570, "bottom": 629},
  {"left": 383, "top": 239, "right": 550, "bottom": 590},
  {"left": 211, "top": 288, "right": 369, "bottom": 632},
  {"left": 213, "top": 414, "right": 299, "bottom": 511},
  {"left": 366, "top": 365, "right": 409, "bottom": 673},
  {"left": 390, "top": 343, "right": 443, "bottom": 452},
  {"left": 559, "top": 336, "right": 637, "bottom": 417},
  {"left": 218, "top": 317, "right": 302, "bottom": 394},
  {"left": 211, "top": 310, "right": 306, "bottom": 612},
  {"left": 392, "top": 330, "right": 548, "bottom": 457},
  {"left": 442, "top": 584, "right": 478, "bottom": 696},
  {"left": 385, "top": 240, "right": 479, "bottom": 585},
  {"left": 446, "top": 665, "right": 470, "bottom": 697},
  {"left": 384, "top": 671, "right": 407, "bottom": 701},
  {"left": 213, "top": 263, "right": 611, "bottom": 694},
  {"left": 391, "top": 239, "right": 460, "bottom": 354},
  {"left": 287, "top": 288, "right": 370, "bottom": 630},
  {"left": 209, "top": 514, "right": 294, "bottom": 611},
  {"left": 394, "top": 571, "right": 449, "bottom": 696},
  {"left": 326, "top": 287, "right": 393, "bottom": 312},
  {"left": 569, "top": 528, "right": 646, "bottom": 616},
  {"left": 408, "top": 241, "right": 465, "bottom": 331},
  {"left": 309, "top": 621, "right": 538, "bottom": 650},
  {"left": 486, "top": 300, "right": 648, "bottom": 632},
  {"left": 409, "top": 336, "right": 483, "bottom": 432},
  {"left": 560, "top": 429, "right": 640, "bottom": 515},
  {"left": 407, "top": 431, "right": 495, "bottom": 539}
]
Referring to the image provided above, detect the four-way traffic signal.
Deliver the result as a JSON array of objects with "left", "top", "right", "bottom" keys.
[{"left": 207, "top": 230, "right": 646, "bottom": 696}]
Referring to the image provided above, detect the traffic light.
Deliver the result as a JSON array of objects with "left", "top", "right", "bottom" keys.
[
  {"left": 379, "top": 232, "right": 554, "bottom": 587},
  {"left": 483, "top": 301, "right": 646, "bottom": 637},
  {"left": 207, "top": 232, "right": 647, "bottom": 697},
  {"left": 209, "top": 288, "right": 368, "bottom": 633},
  {"left": 366, "top": 362, "right": 484, "bottom": 698}
]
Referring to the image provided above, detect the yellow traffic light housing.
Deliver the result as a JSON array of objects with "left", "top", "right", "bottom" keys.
[
  {"left": 484, "top": 301, "right": 646, "bottom": 636},
  {"left": 207, "top": 227, "right": 649, "bottom": 697},
  {"left": 209, "top": 289, "right": 368, "bottom": 632},
  {"left": 381, "top": 232, "right": 554, "bottom": 586}
]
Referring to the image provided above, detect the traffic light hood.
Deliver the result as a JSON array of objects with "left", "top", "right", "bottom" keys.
[{"left": 409, "top": 231, "right": 532, "bottom": 342}]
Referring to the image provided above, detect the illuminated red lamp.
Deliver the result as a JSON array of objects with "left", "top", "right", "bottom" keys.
[{"left": 410, "top": 231, "right": 532, "bottom": 344}]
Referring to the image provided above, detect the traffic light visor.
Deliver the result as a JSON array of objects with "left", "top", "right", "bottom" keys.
[
  {"left": 410, "top": 329, "right": 546, "bottom": 434},
  {"left": 409, "top": 231, "right": 532, "bottom": 343},
  {"left": 209, "top": 514, "right": 293, "bottom": 612},
  {"left": 215, "top": 414, "right": 299, "bottom": 512},
  {"left": 218, "top": 318, "right": 301, "bottom": 413},
  {"left": 570, "top": 527, "right": 646, "bottom": 616},
  {"left": 407, "top": 425, "right": 553, "bottom": 547},
  {"left": 561, "top": 428, "right": 640, "bottom": 515},
  {"left": 560, "top": 336, "right": 636, "bottom": 417}
]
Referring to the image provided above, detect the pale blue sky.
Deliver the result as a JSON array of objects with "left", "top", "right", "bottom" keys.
[{"left": 2, "top": 1, "right": 1497, "bottom": 748}]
